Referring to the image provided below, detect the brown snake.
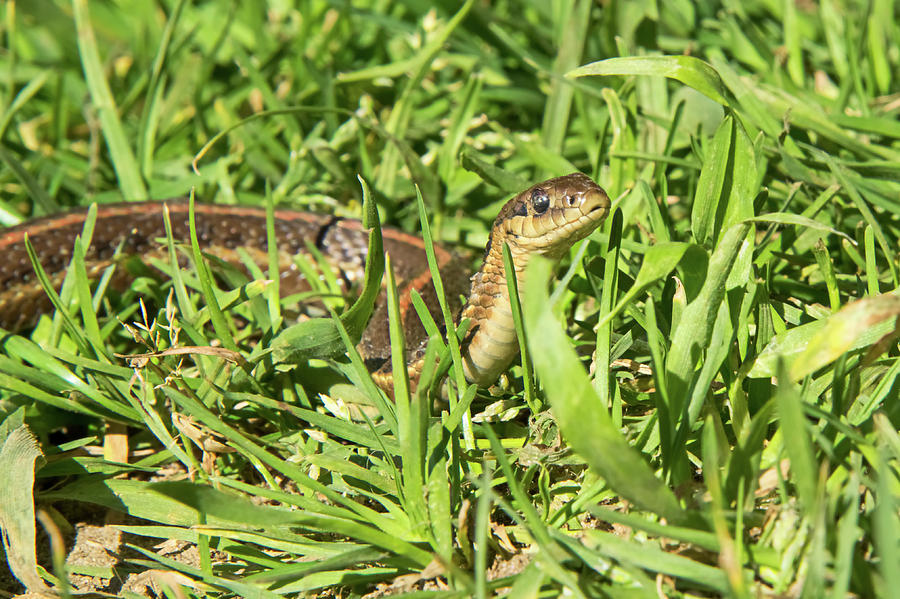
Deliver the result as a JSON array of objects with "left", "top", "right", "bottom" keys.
[{"left": 0, "top": 173, "right": 609, "bottom": 392}]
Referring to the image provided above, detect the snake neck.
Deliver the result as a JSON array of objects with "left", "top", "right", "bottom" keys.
[{"left": 459, "top": 242, "right": 528, "bottom": 386}]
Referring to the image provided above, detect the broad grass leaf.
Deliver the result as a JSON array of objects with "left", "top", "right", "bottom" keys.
[
  {"left": 503, "top": 562, "right": 545, "bottom": 598},
  {"left": 873, "top": 415, "right": 900, "bottom": 595},
  {"left": 748, "top": 294, "right": 900, "bottom": 380},
  {"left": 335, "top": 176, "right": 385, "bottom": 334},
  {"left": 459, "top": 148, "right": 530, "bottom": 194},
  {"left": 679, "top": 301, "right": 735, "bottom": 431},
  {"left": 720, "top": 118, "right": 758, "bottom": 235},
  {"left": 0, "top": 335, "right": 139, "bottom": 419},
  {"left": 568, "top": 55, "right": 729, "bottom": 106},
  {"left": 0, "top": 422, "right": 51, "bottom": 594},
  {"left": 271, "top": 177, "right": 384, "bottom": 363},
  {"left": 425, "top": 422, "right": 452, "bottom": 562},
  {"left": 46, "top": 478, "right": 433, "bottom": 566},
  {"left": 596, "top": 241, "right": 701, "bottom": 331},
  {"left": 691, "top": 114, "right": 757, "bottom": 247},
  {"left": 677, "top": 244, "right": 710, "bottom": 303},
  {"left": 579, "top": 530, "right": 730, "bottom": 592},
  {"left": 775, "top": 363, "right": 818, "bottom": 512},
  {"left": 665, "top": 224, "right": 751, "bottom": 412},
  {"left": 44, "top": 477, "right": 279, "bottom": 527},
  {"left": 270, "top": 318, "right": 350, "bottom": 363},
  {"left": 629, "top": 242, "right": 691, "bottom": 295},
  {"left": 151, "top": 482, "right": 431, "bottom": 564},
  {"left": 662, "top": 224, "right": 750, "bottom": 481},
  {"left": 866, "top": 0, "right": 893, "bottom": 95},
  {"left": 748, "top": 213, "right": 854, "bottom": 244},
  {"left": 692, "top": 115, "right": 733, "bottom": 246},
  {"left": 523, "top": 257, "right": 684, "bottom": 523}
]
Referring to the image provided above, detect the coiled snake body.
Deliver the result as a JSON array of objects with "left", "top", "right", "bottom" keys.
[{"left": 0, "top": 173, "right": 609, "bottom": 391}]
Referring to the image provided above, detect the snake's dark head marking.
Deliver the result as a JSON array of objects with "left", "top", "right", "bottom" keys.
[{"left": 493, "top": 172, "right": 609, "bottom": 259}]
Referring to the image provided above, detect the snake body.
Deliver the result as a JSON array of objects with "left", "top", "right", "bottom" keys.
[{"left": 0, "top": 173, "right": 608, "bottom": 391}]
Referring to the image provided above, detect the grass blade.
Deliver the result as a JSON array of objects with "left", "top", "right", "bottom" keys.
[
  {"left": 71, "top": 0, "right": 146, "bottom": 201},
  {"left": 569, "top": 56, "right": 730, "bottom": 106},
  {"left": 0, "top": 422, "right": 52, "bottom": 595},
  {"left": 523, "top": 256, "right": 684, "bottom": 523}
]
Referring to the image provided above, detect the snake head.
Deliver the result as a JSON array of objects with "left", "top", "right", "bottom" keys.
[{"left": 492, "top": 172, "right": 610, "bottom": 260}]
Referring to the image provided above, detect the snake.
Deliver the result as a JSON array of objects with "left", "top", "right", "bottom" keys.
[{"left": 0, "top": 173, "right": 609, "bottom": 393}]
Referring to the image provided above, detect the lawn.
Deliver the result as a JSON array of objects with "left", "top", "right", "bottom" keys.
[{"left": 1, "top": 0, "right": 899, "bottom": 597}]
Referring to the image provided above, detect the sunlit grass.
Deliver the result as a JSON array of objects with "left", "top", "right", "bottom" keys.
[{"left": 1, "top": 0, "right": 898, "bottom": 596}]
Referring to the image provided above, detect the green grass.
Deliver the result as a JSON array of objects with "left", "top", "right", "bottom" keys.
[{"left": 1, "top": 0, "right": 899, "bottom": 596}]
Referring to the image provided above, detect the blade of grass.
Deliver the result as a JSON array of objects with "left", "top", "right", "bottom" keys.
[
  {"left": 415, "top": 185, "right": 474, "bottom": 412},
  {"left": 592, "top": 209, "right": 621, "bottom": 407},
  {"left": 540, "top": 0, "right": 590, "bottom": 156},
  {"left": 663, "top": 223, "right": 750, "bottom": 480},
  {"left": 702, "top": 413, "right": 749, "bottom": 597},
  {"left": 872, "top": 414, "right": 900, "bottom": 596},
  {"left": 523, "top": 256, "right": 685, "bottom": 523},
  {"left": 568, "top": 55, "right": 730, "bottom": 106},
  {"left": 439, "top": 73, "right": 484, "bottom": 183},
  {"left": 385, "top": 252, "right": 429, "bottom": 538},
  {"left": 269, "top": 176, "right": 385, "bottom": 365},
  {"left": 577, "top": 529, "right": 731, "bottom": 593},
  {"left": 775, "top": 363, "right": 817, "bottom": 512},
  {"left": 0, "top": 71, "right": 48, "bottom": 140},
  {"left": 374, "top": 0, "right": 475, "bottom": 196},
  {"left": 483, "top": 425, "right": 586, "bottom": 597},
  {"left": 0, "top": 145, "right": 57, "bottom": 215},
  {"left": 0, "top": 422, "right": 53, "bottom": 596},
  {"left": 137, "top": 0, "right": 187, "bottom": 178},
  {"left": 501, "top": 242, "right": 536, "bottom": 412},
  {"left": 71, "top": 0, "right": 146, "bottom": 201}
]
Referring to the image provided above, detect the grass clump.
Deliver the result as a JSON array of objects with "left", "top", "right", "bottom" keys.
[{"left": 1, "top": 1, "right": 899, "bottom": 597}]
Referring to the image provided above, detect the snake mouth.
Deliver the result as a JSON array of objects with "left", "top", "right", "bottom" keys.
[{"left": 579, "top": 187, "right": 611, "bottom": 217}]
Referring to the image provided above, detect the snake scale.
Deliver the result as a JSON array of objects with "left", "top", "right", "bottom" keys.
[{"left": 0, "top": 173, "right": 609, "bottom": 392}]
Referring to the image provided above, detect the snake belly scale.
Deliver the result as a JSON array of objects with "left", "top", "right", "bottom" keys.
[{"left": 0, "top": 173, "right": 609, "bottom": 392}]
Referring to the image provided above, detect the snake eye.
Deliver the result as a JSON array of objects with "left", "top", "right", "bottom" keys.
[{"left": 531, "top": 188, "right": 550, "bottom": 214}]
